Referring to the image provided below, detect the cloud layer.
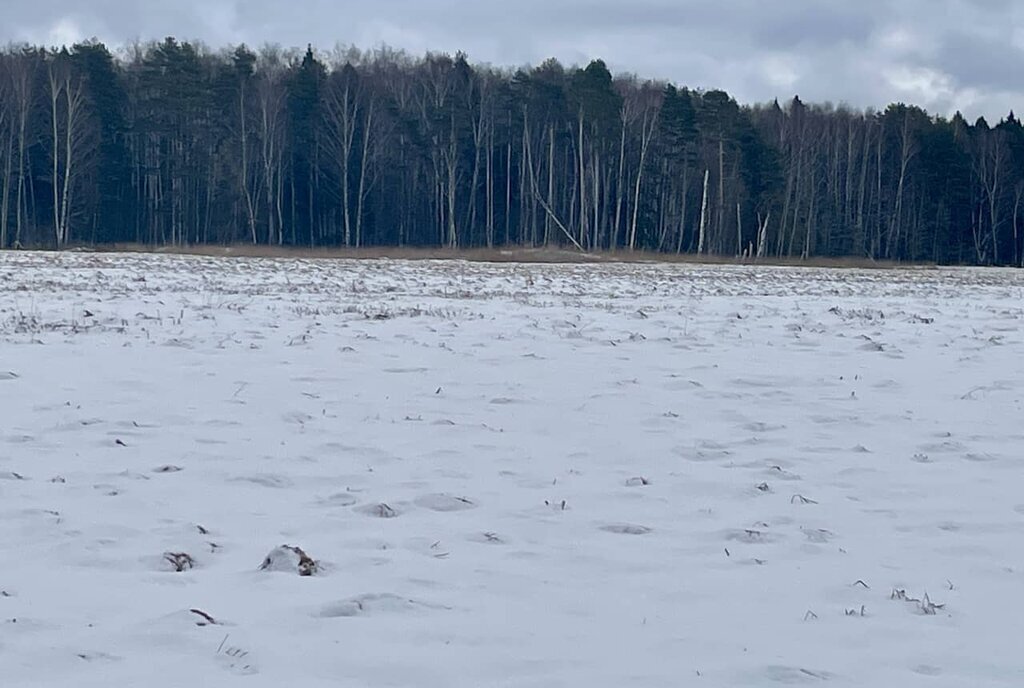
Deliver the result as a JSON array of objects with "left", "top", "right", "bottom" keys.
[{"left": 3, "top": 0, "right": 1021, "bottom": 119}]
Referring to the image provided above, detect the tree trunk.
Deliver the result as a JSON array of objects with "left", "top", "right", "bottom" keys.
[
  {"left": 0, "top": 123, "right": 12, "bottom": 248},
  {"left": 629, "top": 110, "right": 655, "bottom": 251},
  {"left": 50, "top": 67, "right": 63, "bottom": 246},
  {"left": 505, "top": 134, "right": 512, "bottom": 246},
  {"left": 59, "top": 76, "right": 80, "bottom": 246},
  {"left": 698, "top": 167, "right": 710, "bottom": 254},
  {"left": 486, "top": 122, "right": 494, "bottom": 248},
  {"left": 577, "top": 111, "right": 586, "bottom": 244},
  {"left": 545, "top": 123, "right": 555, "bottom": 245},
  {"left": 736, "top": 202, "right": 742, "bottom": 257},
  {"left": 13, "top": 60, "right": 32, "bottom": 247},
  {"left": 355, "top": 100, "right": 374, "bottom": 247},
  {"left": 675, "top": 159, "right": 690, "bottom": 254},
  {"left": 716, "top": 136, "right": 725, "bottom": 254},
  {"left": 239, "top": 82, "right": 257, "bottom": 244},
  {"left": 614, "top": 113, "right": 627, "bottom": 248},
  {"left": 756, "top": 212, "right": 770, "bottom": 258}
]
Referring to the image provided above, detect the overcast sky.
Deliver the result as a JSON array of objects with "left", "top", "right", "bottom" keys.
[{"left": 3, "top": 0, "right": 1021, "bottom": 120}]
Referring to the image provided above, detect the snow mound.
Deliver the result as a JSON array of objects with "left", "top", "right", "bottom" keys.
[
  {"left": 258, "top": 545, "right": 318, "bottom": 576},
  {"left": 317, "top": 593, "right": 447, "bottom": 618}
]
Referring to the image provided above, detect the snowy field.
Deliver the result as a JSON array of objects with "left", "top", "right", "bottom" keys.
[{"left": 2, "top": 250, "right": 1024, "bottom": 688}]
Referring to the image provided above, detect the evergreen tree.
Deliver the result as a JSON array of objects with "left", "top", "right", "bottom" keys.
[{"left": 287, "top": 45, "right": 326, "bottom": 245}]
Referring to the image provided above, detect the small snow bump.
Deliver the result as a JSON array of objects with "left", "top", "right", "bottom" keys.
[
  {"left": 600, "top": 524, "right": 652, "bottom": 535},
  {"left": 414, "top": 494, "right": 477, "bottom": 512},
  {"left": 355, "top": 502, "right": 400, "bottom": 518}
]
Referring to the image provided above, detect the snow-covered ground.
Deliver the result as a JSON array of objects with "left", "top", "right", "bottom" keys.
[{"left": 2, "top": 250, "right": 1024, "bottom": 687}]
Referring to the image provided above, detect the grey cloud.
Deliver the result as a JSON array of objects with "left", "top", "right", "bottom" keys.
[
  {"left": 749, "top": 5, "right": 876, "bottom": 50},
  {"left": 1, "top": 0, "right": 1021, "bottom": 120},
  {"left": 933, "top": 31, "right": 1023, "bottom": 93}
]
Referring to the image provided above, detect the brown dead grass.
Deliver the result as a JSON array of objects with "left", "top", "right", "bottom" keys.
[{"left": 65, "top": 242, "right": 925, "bottom": 270}]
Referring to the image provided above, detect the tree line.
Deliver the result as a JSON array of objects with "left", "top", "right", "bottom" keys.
[{"left": 0, "top": 38, "right": 1022, "bottom": 265}]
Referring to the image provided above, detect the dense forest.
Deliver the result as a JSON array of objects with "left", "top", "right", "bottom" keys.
[{"left": 0, "top": 39, "right": 1023, "bottom": 265}]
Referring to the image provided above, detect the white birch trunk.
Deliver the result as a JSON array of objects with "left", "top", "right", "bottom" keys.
[{"left": 697, "top": 167, "right": 710, "bottom": 254}]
